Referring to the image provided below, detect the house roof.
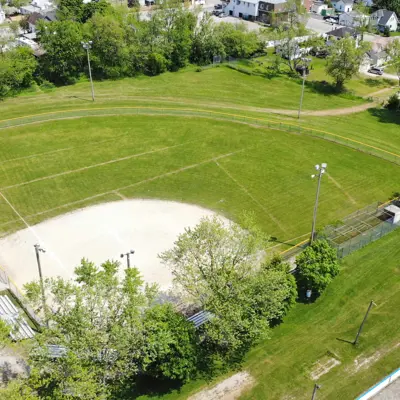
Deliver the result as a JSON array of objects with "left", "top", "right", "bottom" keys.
[
  {"left": 326, "top": 26, "right": 356, "bottom": 38},
  {"left": 367, "top": 50, "right": 387, "bottom": 59},
  {"left": 377, "top": 10, "right": 397, "bottom": 26},
  {"left": 27, "top": 12, "right": 43, "bottom": 25},
  {"left": 264, "top": 0, "right": 287, "bottom": 3},
  {"left": 43, "top": 10, "right": 57, "bottom": 21},
  {"left": 338, "top": 0, "right": 353, "bottom": 4}
]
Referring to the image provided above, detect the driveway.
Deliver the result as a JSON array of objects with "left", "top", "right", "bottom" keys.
[
  {"left": 373, "top": 378, "right": 400, "bottom": 399},
  {"left": 306, "top": 15, "right": 338, "bottom": 34}
]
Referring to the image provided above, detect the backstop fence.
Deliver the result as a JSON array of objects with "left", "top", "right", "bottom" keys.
[{"left": 320, "top": 198, "right": 400, "bottom": 259}]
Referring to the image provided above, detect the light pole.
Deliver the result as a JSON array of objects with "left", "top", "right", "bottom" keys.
[
  {"left": 311, "top": 383, "right": 321, "bottom": 400},
  {"left": 34, "top": 244, "right": 47, "bottom": 326},
  {"left": 121, "top": 250, "right": 135, "bottom": 268},
  {"left": 310, "top": 163, "right": 327, "bottom": 243},
  {"left": 298, "top": 58, "right": 311, "bottom": 119},
  {"left": 353, "top": 300, "right": 376, "bottom": 346},
  {"left": 81, "top": 41, "right": 95, "bottom": 102}
]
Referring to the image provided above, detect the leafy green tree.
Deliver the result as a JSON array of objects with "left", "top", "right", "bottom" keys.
[
  {"left": 0, "top": 47, "right": 37, "bottom": 98},
  {"left": 23, "top": 259, "right": 158, "bottom": 397},
  {"left": 190, "top": 14, "right": 225, "bottom": 65},
  {"left": 38, "top": 20, "right": 84, "bottom": 84},
  {"left": 372, "top": 0, "right": 400, "bottom": 17},
  {"left": 160, "top": 216, "right": 296, "bottom": 363},
  {"left": 81, "top": 0, "right": 112, "bottom": 23},
  {"left": 86, "top": 13, "right": 131, "bottom": 78},
  {"left": 57, "top": 0, "right": 85, "bottom": 21},
  {"left": 146, "top": 52, "right": 169, "bottom": 75},
  {"left": 216, "top": 23, "right": 263, "bottom": 59},
  {"left": 139, "top": 304, "right": 198, "bottom": 382},
  {"left": 326, "top": 35, "right": 370, "bottom": 89},
  {"left": 296, "top": 239, "right": 339, "bottom": 294},
  {"left": 386, "top": 39, "right": 400, "bottom": 87}
]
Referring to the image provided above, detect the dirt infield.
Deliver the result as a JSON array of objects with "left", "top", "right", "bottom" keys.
[{"left": 0, "top": 200, "right": 224, "bottom": 290}]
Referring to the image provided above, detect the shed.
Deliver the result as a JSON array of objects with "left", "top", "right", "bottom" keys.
[{"left": 384, "top": 205, "right": 400, "bottom": 224}]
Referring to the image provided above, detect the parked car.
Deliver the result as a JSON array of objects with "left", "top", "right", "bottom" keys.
[
  {"left": 368, "top": 67, "right": 384, "bottom": 76},
  {"left": 195, "top": 0, "right": 205, "bottom": 5},
  {"left": 214, "top": 3, "right": 223, "bottom": 9},
  {"left": 218, "top": 13, "right": 227, "bottom": 18},
  {"left": 213, "top": 9, "right": 222, "bottom": 15}
]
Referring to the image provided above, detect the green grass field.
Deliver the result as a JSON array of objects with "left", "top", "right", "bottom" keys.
[
  {"left": 1, "top": 63, "right": 400, "bottom": 399},
  {"left": 144, "top": 227, "right": 400, "bottom": 400}
]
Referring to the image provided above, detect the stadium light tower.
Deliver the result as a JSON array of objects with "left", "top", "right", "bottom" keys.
[
  {"left": 34, "top": 244, "right": 48, "bottom": 326},
  {"left": 121, "top": 250, "right": 135, "bottom": 269},
  {"left": 81, "top": 41, "right": 95, "bottom": 102},
  {"left": 310, "top": 163, "right": 327, "bottom": 243}
]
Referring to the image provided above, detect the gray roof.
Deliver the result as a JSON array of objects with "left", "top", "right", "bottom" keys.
[
  {"left": 263, "top": 0, "right": 287, "bottom": 3},
  {"left": 327, "top": 26, "right": 356, "bottom": 38},
  {"left": 376, "top": 10, "right": 397, "bottom": 26},
  {"left": 339, "top": 0, "right": 353, "bottom": 4}
]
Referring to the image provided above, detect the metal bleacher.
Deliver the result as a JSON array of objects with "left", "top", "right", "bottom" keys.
[{"left": 0, "top": 295, "right": 35, "bottom": 340}]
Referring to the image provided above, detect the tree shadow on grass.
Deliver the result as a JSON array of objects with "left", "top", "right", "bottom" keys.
[
  {"left": 367, "top": 107, "right": 400, "bottom": 125},
  {"left": 304, "top": 80, "right": 345, "bottom": 97}
]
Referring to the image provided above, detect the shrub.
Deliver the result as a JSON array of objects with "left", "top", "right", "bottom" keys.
[{"left": 385, "top": 93, "right": 400, "bottom": 111}]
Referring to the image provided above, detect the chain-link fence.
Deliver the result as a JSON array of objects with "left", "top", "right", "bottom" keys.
[{"left": 321, "top": 198, "right": 400, "bottom": 259}]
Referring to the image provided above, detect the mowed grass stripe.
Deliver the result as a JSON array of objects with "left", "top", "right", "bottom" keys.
[{"left": 0, "top": 107, "right": 399, "bottom": 167}]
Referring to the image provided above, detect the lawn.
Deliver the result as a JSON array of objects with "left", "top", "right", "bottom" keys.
[
  {"left": 0, "top": 65, "right": 370, "bottom": 121},
  {"left": 136, "top": 227, "right": 400, "bottom": 400}
]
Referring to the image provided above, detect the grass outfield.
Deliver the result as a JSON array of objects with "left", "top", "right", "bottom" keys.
[
  {"left": 0, "top": 66, "right": 370, "bottom": 119},
  {"left": 0, "top": 115, "right": 399, "bottom": 242},
  {"left": 142, "top": 223, "right": 400, "bottom": 400}
]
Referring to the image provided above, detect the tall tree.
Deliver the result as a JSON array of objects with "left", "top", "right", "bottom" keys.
[
  {"left": 37, "top": 20, "right": 84, "bottom": 84},
  {"left": 23, "top": 260, "right": 158, "bottom": 397},
  {"left": 326, "top": 35, "right": 370, "bottom": 89},
  {"left": 160, "top": 216, "right": 296, "bottom": 363},
  {"left": 386, "top": 39, "right": 400, "bottom": 87}
]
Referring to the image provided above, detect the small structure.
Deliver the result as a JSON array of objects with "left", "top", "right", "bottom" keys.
[
  {"left": 370, "top": 9, "right": 398, "bottom": 32},
  {"left": 384, "top": 204, "right": 400, "bottom": 225},
  {"left": 311, "top": 1, "right": 328, "bottom": 14},
  {"left": 332, "top": 0, "right": 353, "bottom": 13},
  {"left": 224, "top": 0, "right": 260, "bottom": 20},
  {"left": 187, "top": 310, "right": 213, "bottom": 328},
  {"left": 339, "top": 10, "right": 369, "bottom": 27},
  {"left": 257, "top": 0, "right": 287, "bottom": 23}
]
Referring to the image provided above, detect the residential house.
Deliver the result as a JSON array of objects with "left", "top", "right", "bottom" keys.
[
  {"left": 326, "top": 26, "right": 361, "bottom": 45},
  {"left": 331, "top": 0, "right": 353, "bottom": 13},
  {"left": 20, "top": 0, "right": 54, "bottom": 15},
  {"left": 257, "top": 0, "right": 287, "bottom": 24},
  {"left": 370, "top": 9, "right": 398, "bottom": 32},
  {"left": 339, "top": 10, "right": 369, "bottom": 27},
  {"left": 361, "top": 0, "right": 373, "bottom": 6},
  {"left": 27, "top": 12, "right": 44, "bottom": 33},
  {"left": 311, "top": 1, "right": 328, "bottom": 14},
  {"left": 365, "top": 49, "right": 388, "bottom": 66},
  {"left": 224, "top": 0, "right": 259, "bottom": 20}
]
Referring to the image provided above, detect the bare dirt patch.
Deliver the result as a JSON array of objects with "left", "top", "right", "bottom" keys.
[{"left": 188, "top": 371, "right": 255, "bottom": 400}]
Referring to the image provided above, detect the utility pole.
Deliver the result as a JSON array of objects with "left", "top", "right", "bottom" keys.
[
  {"left": 81, "top": 41, "right": 95, "bottom": 101},
  {"left": 354, "top": 300, "right": 376, "bottom": 346},
  {"left": 34, "top": 244, "right": 48, "bottom": 326},
  {"left": 121, "top": 250, "right": 135, "bottom": 269},
  {"left": 311, "top": 163, "right": 327, "bottom": 243},
  {"left": 311, "top": 383, "right": 321, "bottom": 400}
]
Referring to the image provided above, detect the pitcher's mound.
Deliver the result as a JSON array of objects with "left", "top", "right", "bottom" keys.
[{"left": 0, "top": 200, "right": 224, "bottom": 290}]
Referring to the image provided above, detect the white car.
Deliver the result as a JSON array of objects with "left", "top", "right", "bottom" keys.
[{"left": 195, "top": 0, "right": 205, "bottom": 4}]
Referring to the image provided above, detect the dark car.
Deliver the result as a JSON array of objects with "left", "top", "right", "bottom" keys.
[
  {"left": 368, "top": 67, "right": 384, "bottom": 76},
  {"left": 214, "top": 3, "right": 223, "bottom": 9}
]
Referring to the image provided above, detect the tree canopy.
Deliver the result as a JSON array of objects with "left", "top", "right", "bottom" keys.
[
  {"left": 326, "top": 35, "right": 370, "bottom": 89},
  {"left": 296, "top": 239, "right": 340, "bottom": 294}
]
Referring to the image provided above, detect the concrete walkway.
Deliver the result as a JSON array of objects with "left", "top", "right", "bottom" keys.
[{"left": 373, "top": 378, "right": 400, "bottom": 399}]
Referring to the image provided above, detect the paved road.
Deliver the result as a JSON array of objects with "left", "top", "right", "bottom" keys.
[{"left": 373, "top": 378, "right": 400, "bottom": 399}]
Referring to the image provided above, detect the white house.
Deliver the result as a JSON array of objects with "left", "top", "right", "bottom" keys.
[
  {"left": 311, "top": 1, "right": 327, "bottom": 14},
  {"left": 370, "top": 9, "right": 398, "bottom": 32},
  {"left": 20, "top": 0, "right": 54, "bottom": 14},
  {"left": 332, "top": 0, "right": 353, "bottom": 13},
  {"left": 224, "top": 0, "right": 259, "bottom": 20},
  {"left": 339, "top": 10, "right": 369, "bottom": 27}
]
